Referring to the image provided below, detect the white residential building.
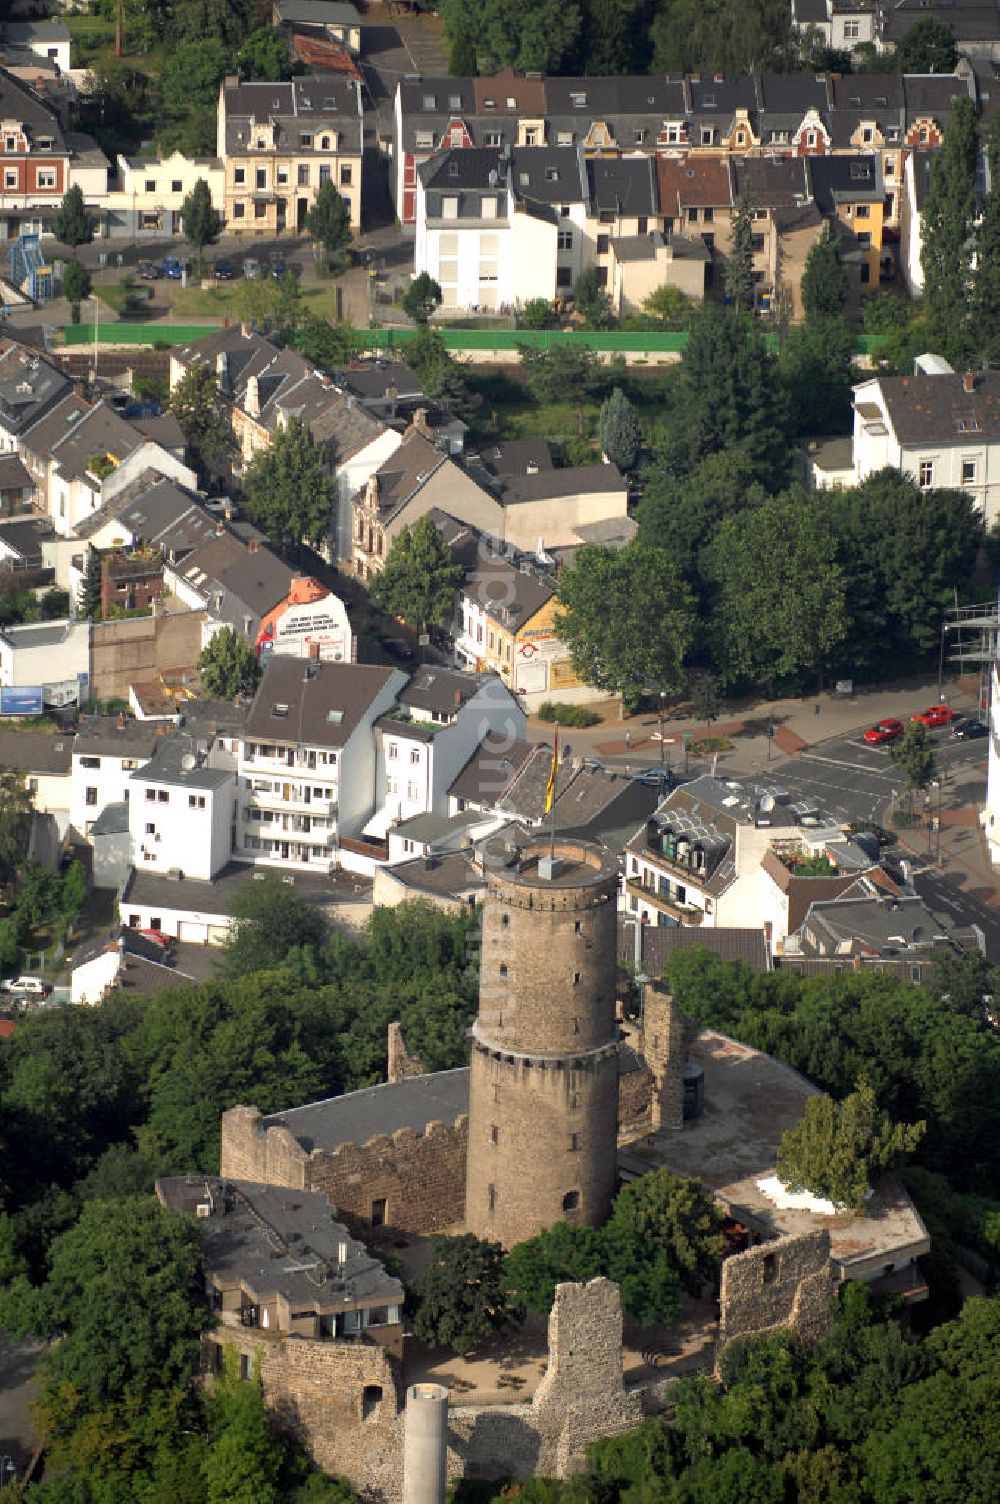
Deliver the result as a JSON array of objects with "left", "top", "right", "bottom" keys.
[
  {"left": 70, "top": 717, "right": 164, "bottom": 838},
  {"left": 236, "top": 657, "right": 406, "bottom": 873},
  {"left": 810, "top": 358, "right": 1000, "bottom": 523},
  {"left": 367, "top": 667, "right": 525, "bottom": 838},
  {"left": 129, "top": 735, "right": 236, "bottom": 882},
  {"left": 623, "top": 775, "right": 892, "bottom": 948}
]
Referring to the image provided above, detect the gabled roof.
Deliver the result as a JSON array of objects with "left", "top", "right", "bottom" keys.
[
  {"left": 449, "top": 731, "right": 535, "bottom": 804},
  {"left": 174, "top": 532, "right": 294, "bottom": 622},
  {"left": 0, "top": 727, "right": 72, "bottom": 776},
  {"left": 368, "top": 428, "right": 456, "bottom": 519},
  {"left": 809, "top": 152, "right": 882, "bottom": 209},
  {"left": 587, "top": 156, "right": 658, "bottom": 217},
  {"left": 864, "top": 369, "right": 1000, "bottom": 445},
  {"left": 399, "top": 665, "right": 490, "bottom": 716},
  {"left": 545, "top": 75, "right": 684, "bottom": 117},
  {"left": 0, "top": 64, "right": 67, "bottom": 142},
  {"left": 657, "top": 155, "right": 733, "bottom": 214},
  {"left": 244, "top": 657, "right": 399, "bottom": 749},
  {"left": 732, "top": 154, "right": 810, "bottom": 207},
  {"left": 460, "top": 550, "right": 556, "bottom": 630},
  {"left": 0, "top": 342, "right": 71, "bottom": 438}
]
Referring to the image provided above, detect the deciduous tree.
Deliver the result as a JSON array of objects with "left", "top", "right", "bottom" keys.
[
  {"left": 412, "top": 1234, "right": 510, "bottom": 1353},
  {"left": 706, "top": 491, "right": 848, "bottom": 689},
  {"left": 168, "top": 364, "right": 231, "bottom": 475},
  {"left": 0, "top": 773, "right": 33, "bottom": 885},
  {"left": 237, "top": 25, "right": 296, "bottom": 80},
  {"left": 892, "top": 15, "right": 957, "bottom": 73},
  {"left": 440, "top": 0, "right": 581, "bottom": 74},
  {"left": 890, "top": 720, "right": 936, "bottom": 795},
  {"left": 555, "top": 542, "right": 695, "bottom": 706},
  {"left": 197, "top": 626, "right": 262, "bottom": 701},
  {"left": 642, "top": 283, "right": 692, "bottom": 326},
  {"left": 292, "top": 313, "right": 361, "bottom": 370},
  {"left": 401, "top": 272, "right": 442, "bottom": 325},
  {"left": 223, "top": 872, "right": 330, "bottom": 979},
  {"left": 242, "top": 416, "right": 336, "bottom": 549},
  {"left": 777, "top": 1082, "right": 925, "bottom": 1212},
  {"left": 503, "top": 1222, "right": 605, "bottom": 1316},
  {"left": 203, "top": 1352, "right": 281, "bottom": 1504},
  {"left": 370, "top": 514, "right": 462, "bottom": 630},
  {"left": 180, "top": 177, "right": 224, "bottom": 269},
  {"left": 305, "top": 181, "right": 352, "bottom": 268},
  {"left": 971, "top": 119, "right": 1000, "bottom": 367}
]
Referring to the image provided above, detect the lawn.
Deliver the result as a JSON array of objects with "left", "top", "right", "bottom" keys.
[
  {"left": 169, "top": 278, "right": 345, "bottom": 323},
  {"left": 467, "top": 366, "right": 679, "bottom": 448}
]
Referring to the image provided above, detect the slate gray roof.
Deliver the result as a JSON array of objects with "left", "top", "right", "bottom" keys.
[
  {"left": 3, "top": 20, "right": 70, "bottom": 44},
  {"left": 470, "top": 439, "right": 553, "bottom": 479},
  {"left": 391, "top": 808, "right": 484, "bottom": 844},
  {"left": 368, "top": 430, "right": 455, "bottom": 518},
  {"left": 75, "top": 473, "right": 218, "bottom": 555},
  {"left": 449, "top": 732, "right": 535, "bottom": 805},
  {"left": 338, "top": 361, "right": 424, "bottom": 405},
  {"left": 0, "top": 64, "right": 66, "bottom": 142},
  {"left": 264, "top": 1068, "right": 471, "bottom": 1152},
  {"left": 47, "top": 401, "right": 146, "bottom": 481},
  {"left": 73, "top": 716, "right": 163, "bottom": 760},
  {"left": 157, "top": 1176, "right": 402, "bottom": 1310},
  {"left": 0, "top": 514, "right": 47, "bottom": 561},
  {"left": 809, "top": 153, "right": 882, "bottom": 209},
  {"left": 873, "top": 370, "right": 1000, "bottom": 444},
  {"left": 0, "top": 343, "right": 71, "bottom": 438},
  {"left": 121, "top": 859, "right": 337, "bottom": 915},
  {"left": 399, "top": 665, "right": 489, "bottom": 717},
  {"left": 272, "top": 0, "right": 362, "bottom": 25},
  {"left": 0, "top": 728, "right": 72, "bottom": 776},
  {"left": 222, "top": 74, "right": 361, "bottom": 157},
  {"left": 245, "top": 657, "right": 398, "bottom": 749},
  {"left": 130, "top": 734, "right": 233, "bottom": 792},
  {"left": 0, "top": 618, "right": 73, "bottom": 650},
  {"left": 174, "top": 533, "right": 293, "bottom": 624},
  {"left": 460, "top": 552, "right": 555, "bottom": 630},
  {"left": 498, "top": 462, "right": 626, "bottom": 505},
  {"left": 799, "top": 891, "right": 968, "bottom": 955},
  {"left": 732, "top": 155, "right": 810, "bottom": 207},
  {"left": 91, "top": 800, "right": 128, "bottom": 835},
  {"left": 882, "top": 1, "right": 1000, "bottom": 46},
  {"left": 587, "top": 156, "right": 658, "bottom": 217},
  {"left": 545, "top": 76, "right": 684, "bottom": 117},
  {"left": 510, "top": 145, "right": 587, "bottom": 205},
  {"left": 384, "top": 848, "right": 484, "bottom": 900}
]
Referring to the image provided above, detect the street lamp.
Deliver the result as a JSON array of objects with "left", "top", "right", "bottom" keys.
[{"left": 658, "top": 691, "right": 666, "bottom": 774}]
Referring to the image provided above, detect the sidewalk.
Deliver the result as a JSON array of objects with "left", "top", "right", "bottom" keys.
[
  {"left": 893, "top": 757, "right": 1000, "bottom": 909},
  {"left": 525, "top": 674, "right": 981, "bottom": 774}
]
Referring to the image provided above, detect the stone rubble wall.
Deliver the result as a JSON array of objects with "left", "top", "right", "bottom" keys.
[{"left": 717, "top": 1229, "right": 835, "bottom": 1362}]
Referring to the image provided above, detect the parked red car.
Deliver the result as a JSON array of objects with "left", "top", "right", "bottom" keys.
[
  {"left": 864, "top": 719, "right": 904, "bottom": 745},
  {"left": 911, "top": 705, "right": 954, "bottom": 728}
]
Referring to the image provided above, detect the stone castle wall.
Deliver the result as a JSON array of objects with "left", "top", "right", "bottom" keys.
[
  {"left": 717, "top": 1229, "right": 835, "bottom": 1361},
  {"left": 220, "top": 1105, "right": 468, "bottom": 1236}
]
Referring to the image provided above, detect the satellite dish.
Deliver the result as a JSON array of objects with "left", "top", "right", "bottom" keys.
[
  {"left": 181, "top": 752, "right": 197, "bottom": 771},
  {"left": 760, "top": 793, "right": 775, "bottom": 812}
]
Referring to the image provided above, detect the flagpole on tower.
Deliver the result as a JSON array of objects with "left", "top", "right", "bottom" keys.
[{"left": 545, "top": 726, "right": 558, "bottom": 862}]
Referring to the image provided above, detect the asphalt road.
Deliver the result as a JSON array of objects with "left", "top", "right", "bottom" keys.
[{"left": 731, "top": 728, "right": 986, "bottom": 828}]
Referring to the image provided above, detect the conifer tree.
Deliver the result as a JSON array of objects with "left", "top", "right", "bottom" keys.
[{"left": 920, "top": 94, "right": 978, "bottom": 364}]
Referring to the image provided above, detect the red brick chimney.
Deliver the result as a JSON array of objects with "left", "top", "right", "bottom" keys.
[{"left": 964, "top": 371, "right": 976, "bottom": 393}]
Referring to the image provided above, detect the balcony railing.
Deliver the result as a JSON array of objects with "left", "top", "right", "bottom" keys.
[{"left": 626, "top": 877, "right": 704, "bottom": 925}]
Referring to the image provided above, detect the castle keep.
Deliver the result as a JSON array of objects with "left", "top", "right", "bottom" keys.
[{"left": 466, "top": 836, "right": 621, "bottom": 1246}]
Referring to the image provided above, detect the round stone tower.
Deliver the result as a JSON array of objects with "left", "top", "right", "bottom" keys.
[{"left": 465, "top": 835, "right": 620, "bottom": 1248}]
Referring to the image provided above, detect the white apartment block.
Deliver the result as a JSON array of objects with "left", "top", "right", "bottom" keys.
[
  {"left": 235, "top": 658, "right": 406, "bottom": 874},
  {"left": 129, "top": 740, "right": 235, "bottom": 882},
  {"left": 71, "top": 718, "right": 164, "bottom": 838}
]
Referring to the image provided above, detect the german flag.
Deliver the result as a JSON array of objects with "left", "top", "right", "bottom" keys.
[{"left": 544, "top": 727, "right": 559, "bottom": 816}]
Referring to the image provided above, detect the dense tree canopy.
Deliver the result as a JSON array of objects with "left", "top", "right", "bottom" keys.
[
  {"left": 168, "top": 364, "right": 231, "bottom": 476},
  {"left": 920, "top": 93, "right": 978, "bottom": 365},
  {"left": 370, "top": 515, "right": 463, "bottom": 630},
  {"left": 555, "top": 542, "right": 696, "bottom": 705},
  {"left": 243, "top": 417, "right": 337, "bottom": 549},
  {"left": 197, "top": 626, "right": 263, "bottom": 703},
  {"left": 777, "top": 1082, "right": 926, "bottom": 1212},
  {"left": 412, "top": 1234, "right": 510, "bottom": 1352}
]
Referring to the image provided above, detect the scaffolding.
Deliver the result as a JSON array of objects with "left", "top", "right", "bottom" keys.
[{"left": 941, "top": 599, "right": 1000, "bottom": 713}]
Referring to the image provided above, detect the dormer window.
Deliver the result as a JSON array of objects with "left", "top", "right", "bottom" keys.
[
  {"left": 324, "top": 97, "right": 335, "bottom": 108},
  {"left": 300, "top": 133, "right": 312, "bottom": 148},
  {"left": 423, "top": 94, "right": 436, "bottom": 110},
  {"left": 545, "top": 166, "right": 559, "bottom": 181},
  {"left": 570, "top": 93, "right": 586, "bottom": 108},
  {"left": 483, "top": 97, "right": 495, "bottom": 109},
  {"left": 4, "top": 136, "right": 15, "bottom": 152},
  {"left": 449, "top": 94, "right": 461, "bottom": 109},
  {"left": 38, "top": 137, "right": 53, "bottom": 151},
  {"left": 875, "top": 96, "right": 887, "bottom": 107},
  {"left": 506, "top": 96, "right": 516, "bottom": 107},
  {"left": 702, "top": 94, "right": 715, "bottom": 107},
  {"left": 320, "top": 135, "right": 331, "bottom": 150},
  {"left": 256, "top": 138, "right": 265, "bottom": 149}
]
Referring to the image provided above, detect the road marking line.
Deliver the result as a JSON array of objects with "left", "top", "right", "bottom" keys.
[{"left": 795, "top": 752, "right": 898, "bottom": 778}]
